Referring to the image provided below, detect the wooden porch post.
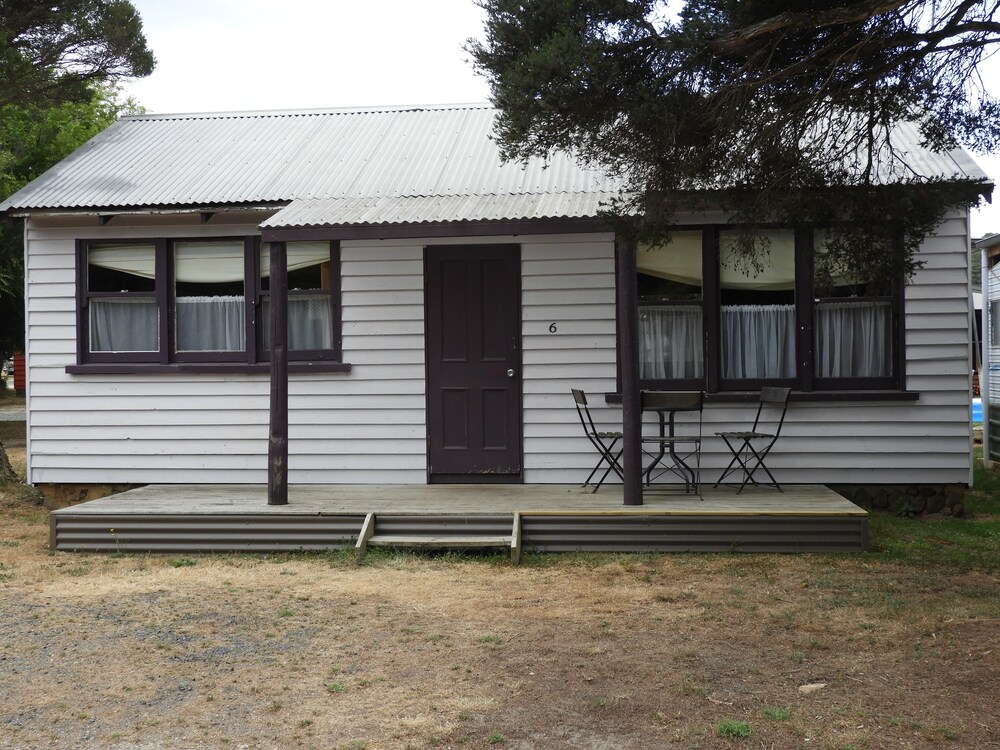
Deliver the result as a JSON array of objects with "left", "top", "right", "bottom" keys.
[
  {"left": 616, "top": 234, "right": 643, "bottom": 506},
  {"left": 268, "top": 240, "right": 289, "bottom": 505}
]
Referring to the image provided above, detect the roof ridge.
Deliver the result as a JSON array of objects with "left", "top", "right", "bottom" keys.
[{"left": 122, "top": 102, "right": 493, "bottom": 122}]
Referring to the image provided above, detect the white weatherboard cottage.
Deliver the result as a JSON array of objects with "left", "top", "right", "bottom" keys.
[{"left": 0, "top": 105, "right": 989, "bottom": 497}]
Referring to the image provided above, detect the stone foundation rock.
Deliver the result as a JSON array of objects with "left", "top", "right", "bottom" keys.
[{"left": 831, "top": 484, "right": 966, "bottom": 517}]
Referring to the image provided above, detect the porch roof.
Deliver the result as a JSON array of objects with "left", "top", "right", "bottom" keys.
[{"left": 258, "top": 192, "right": 625, "bottom": 230}]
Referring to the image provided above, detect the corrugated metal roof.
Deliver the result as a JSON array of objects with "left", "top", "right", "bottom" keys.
[
  {"left": 0, "top": 104, "right": 615, "bottom": 212},
  {"left": 259, "top": 193, "right": 625, "bottom": 228},
  {"left": 0, "top": 103, "right": 990, "bottom": 226}
]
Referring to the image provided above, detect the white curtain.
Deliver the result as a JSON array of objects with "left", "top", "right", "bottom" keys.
[
  {"left": 262, "top": 295, "right": 334, "bottom": 350},
  {"left": 261, "top": 242, "right": 332, "bottom": 279},
  {"left": 90, "top": 298, "right": 158, "bottom": 352},
  {"left": 176, "top": 296, "right": 246, "bottom": 351},
  {"left": 89, "top": 244, "right": 156, "bottom": 280},
  {"left": 815, "top": 301, "right": 891, "bottom": 377},
  {"left": 639, "top": 305, "right": 702, "bottom": 379},
  {"left": 722, "top": 304, "right": 796, "bottom": 379}
]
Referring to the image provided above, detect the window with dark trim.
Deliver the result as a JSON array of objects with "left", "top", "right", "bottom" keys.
[
  {"left": 76, "top": 237, "right": 342, "bottom": 366},
  {"left": 636, "top": 226, "right": 904, "bottom": 392}
]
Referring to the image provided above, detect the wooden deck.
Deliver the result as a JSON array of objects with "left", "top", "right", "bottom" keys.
[{"left": 50, "top": 484, "right": 869, "bottom": 554}]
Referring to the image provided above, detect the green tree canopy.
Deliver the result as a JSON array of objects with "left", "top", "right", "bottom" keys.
[
  {"left": 0, "top": 85, "right": 142, "bottom": 356},
  {"left": 0, "top": 0, "right": 154, "bottom": 109},
  {"left": 468, "top": 0, "right": 997, "bottom": 282},
  {"left": 0, "top": 0, "right": 153, "bottom": 356}
]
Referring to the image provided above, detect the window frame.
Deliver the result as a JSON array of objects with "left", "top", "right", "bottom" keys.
[
  {"left": 637, "top": 226, "right": 712, "bottom": 392},
  {"left": 75, "top": 236, "right": 343, "bottom": 368},
  {"left": 629, "top": 225, "right": 905, "bottom": 394},
  {"left": 256, "top": 240, "right": 343, "bottom": 363}
]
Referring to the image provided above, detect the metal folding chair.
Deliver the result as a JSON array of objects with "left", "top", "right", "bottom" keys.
[
  {"left": 571, "top": 389, "right": 624, "bottom": 493},
  {"left": 713, "top": 386, "right": 791, "bottom": 493}
]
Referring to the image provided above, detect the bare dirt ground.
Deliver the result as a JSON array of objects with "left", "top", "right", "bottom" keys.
[{"left": 0, "top": 444, "right": 998, "bottom": 750}]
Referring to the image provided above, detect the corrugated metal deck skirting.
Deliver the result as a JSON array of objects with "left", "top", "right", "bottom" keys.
[{"left": 50, "top": 484, "right": 869, "bottom": 554}]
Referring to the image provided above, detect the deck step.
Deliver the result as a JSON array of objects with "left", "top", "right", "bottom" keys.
[
  {"left": 355, "top": 512, "right": 522, "bottom": 563},
  {"left": 368, "top": 534, "right": 512, "bottom": 548}
]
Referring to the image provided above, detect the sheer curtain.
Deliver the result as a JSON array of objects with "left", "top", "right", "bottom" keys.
[
  {"left": 262, "top": 295, "right": 334, "bottom": 350},
  {"left": 639, "top": 305, "right": 702, "bottom": 379},
  {"left": 90, "top": 298, "right": 158, "bottom": 352},
  {"left": 175, "top": 296, "right": 245, "bottom": 351},
  {"left": 722, "top": 304, "right": 796, "bottom": 379},
  {"left": 814, "top": 301, "right": 891, "bottom": 377}
]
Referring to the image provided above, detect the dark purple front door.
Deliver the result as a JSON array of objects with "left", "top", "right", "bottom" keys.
[{"left": 425, "top": 244, "right": 522, "bottom": 483}]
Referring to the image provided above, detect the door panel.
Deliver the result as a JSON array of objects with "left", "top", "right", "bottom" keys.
[{"left": 426, "top": 245, "right": 522, "bottom": 482}]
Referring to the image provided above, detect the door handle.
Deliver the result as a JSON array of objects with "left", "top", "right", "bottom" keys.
[{"left": 507, "top": 368, "right": 516, "bottom": 378}]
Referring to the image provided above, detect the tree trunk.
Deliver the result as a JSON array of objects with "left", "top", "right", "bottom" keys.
[{"left": 0, "top": 440, "right": 15, "bottom": 483}]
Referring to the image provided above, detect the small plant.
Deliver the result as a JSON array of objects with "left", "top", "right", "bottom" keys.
[
  {"left": 340, "top": 742, "right": 365, "bottom": 750},
  {"left": 478, "top": 634, "right": 503, "bottom": 644},
  {"left": 679, "top": 677, "right": 707, "bottom": 698},
  {"left": 761, "top": 707, "right": 790, "bottom": 721},
  {"left": 591, "top": 696, "right": 607, "bottom": 707},
  {"left": 108, "top": 528, "right": 125, "bottom": 556},
  {"left": 278, "top": 608, "right": 295, "bottom": 617},
  {"left": 326, "top": 683, "right": 344, "bottom": 693},
  {"left": 488, "top": 733, "right": 506, "bottom": 744},
  {"left": 716, "top": 720, "right": 751, "bottom": 738},
  {"left": 298, "top": 719, "right": 313, "bottom": 728},
  {"left": 169, "top": 558, "right": 196, "bottom": 568}
]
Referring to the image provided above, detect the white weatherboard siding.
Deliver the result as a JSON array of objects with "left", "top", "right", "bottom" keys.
[
  {"left": 25, "top": 216, "right": 972, "bottom": 486},
  {"left": 988, "top": 243, "right": 1000, "bottom": 404}
]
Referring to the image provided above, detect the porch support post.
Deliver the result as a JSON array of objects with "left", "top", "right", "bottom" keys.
[
  {"left": 268, "top": 240, "right": 289, "bottom": 505},
  {"left": 616, "top": 234, "right": 643, "bottom": 506}
]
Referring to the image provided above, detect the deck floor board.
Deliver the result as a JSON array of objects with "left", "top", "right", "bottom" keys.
[{"left": 52, "top": 484, "right": 867, "bottom": 517}]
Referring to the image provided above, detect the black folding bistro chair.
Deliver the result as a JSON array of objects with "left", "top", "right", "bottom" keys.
[
  {"left": 713, "top": 386, "right": 791, "bottom": 493},
  {"left": 571, "top": 389, "right": 624, "bottom": 493},
  {"left": 640, "top": 390, "right": 704, "bottom": 494}
]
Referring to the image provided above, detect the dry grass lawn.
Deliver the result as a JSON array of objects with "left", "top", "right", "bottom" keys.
[{"left": 0, "top": 440, "right": 998, "bottom": 750}]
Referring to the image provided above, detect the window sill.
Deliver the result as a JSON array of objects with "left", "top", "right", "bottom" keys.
[
  {"left": 604, "top": 390, "right": 919, "bottom": 404},
  {"left": 66, "top": 361, "right": 352, "bottom": 375}
]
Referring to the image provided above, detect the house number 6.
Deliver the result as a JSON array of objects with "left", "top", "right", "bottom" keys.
[{"left": 549, "top": 323, "right": 558, "bottom": 333}]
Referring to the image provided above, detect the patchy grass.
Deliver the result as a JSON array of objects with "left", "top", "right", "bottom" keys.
[
  {"left": 716, "top": 719, "right": 752, "bottom": 738},
  {"left": 0, "top": 420, "right": 24, "bottom": 444},
  {"left": 0, "top": 451, "right": 997, "bottom": 749},
  {"left": 868, "top": 450, "right": 1000, "bottom": 574}
]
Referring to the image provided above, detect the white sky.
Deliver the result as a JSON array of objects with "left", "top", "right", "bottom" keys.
[{"left": 122, "top": 0, "right": 1000, "bottom": 236}]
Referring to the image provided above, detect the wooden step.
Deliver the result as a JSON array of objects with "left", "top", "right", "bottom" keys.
[
  {"left": 368, "top": 534, "right": 512, "bottom": 548},
  {"left": 355, "top": 512, "right": 522, "bottom": 564}
]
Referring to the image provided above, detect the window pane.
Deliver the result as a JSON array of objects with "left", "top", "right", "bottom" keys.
[
  {"left": 88, "top": 244, "right": 156, "bottom": 293},
  {"left": 815, "top": 300, "right": 892, "bottom": 377},
  {"left": 640, "top": 305, "right": 703, "bottom": 379},
  {"left": 261, "top": 295, "right": 334, "bottom": 350},
  {"left": 175, "top": 241, "right": 245, "bottom": 352},
  {"left": 637, "top": 231, "right": 702, "bottom": 300},
  {"left": 813, "top": 230, "right": 890, "bottom": 297},
  {"left": 992, "top": 301, "right": 1000, "bottom": 347},
  {"left": 90, "top": 297, "right": 158, "bottom": 352},
  {"left": 813, "top": 232, "right": 893, "bottom": 378},
  {"left": 638, "top": 231, "right": 703, "bottom": 380},
  {"left": 261, "top": 242, "right": 331, "bottom": 291},
  {"left": 720, "top": 230, "right": 796, "bottom": 379}
]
